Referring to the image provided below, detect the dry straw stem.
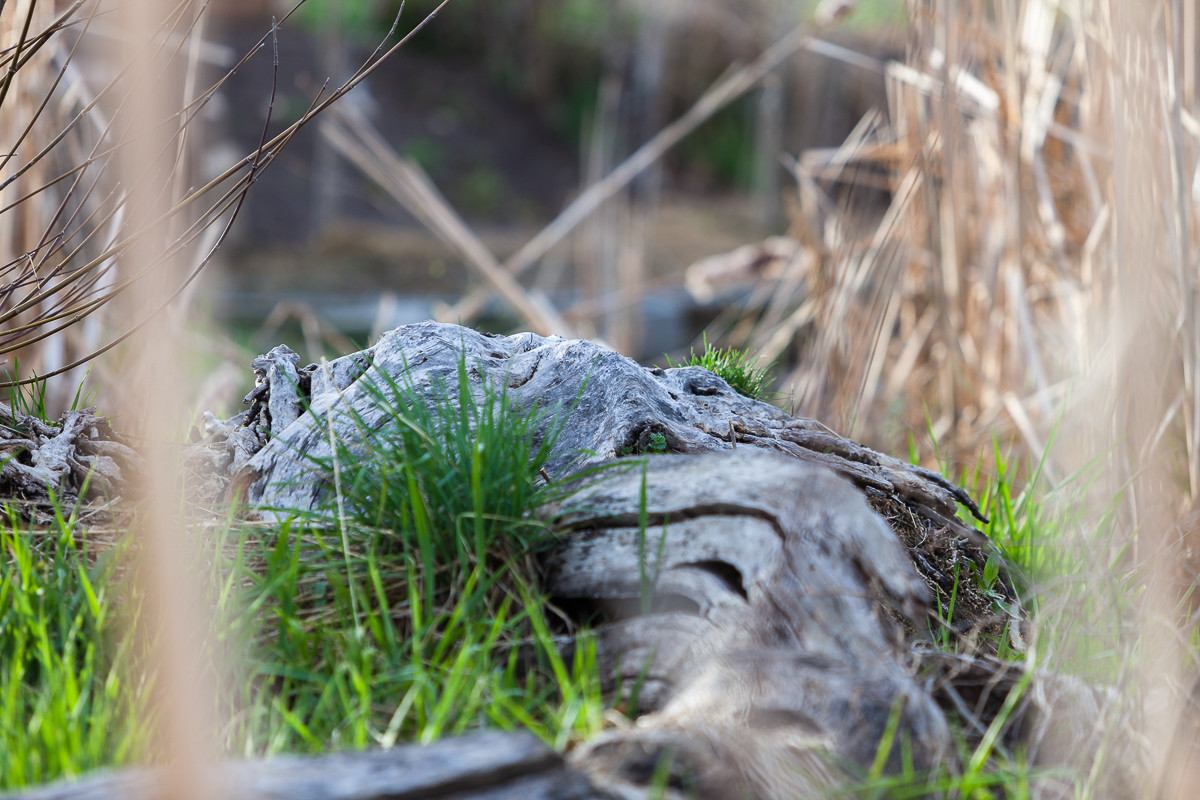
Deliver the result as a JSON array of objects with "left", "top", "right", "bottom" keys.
[
  {"left": 113, "top": 0, "right": 219, "bottom": 795},
  {"left": 0, "top": 0, "right": 451, "bottom": 408},
  {"left": 319, "top": 105, "right": 574, "bottom": 337}
]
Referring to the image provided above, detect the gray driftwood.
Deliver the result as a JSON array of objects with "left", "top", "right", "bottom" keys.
[
  {"left": 178, "top": 322, "right": 1027, "bottom": 798},
  {"left": 202, "top": 321, "right": 1009, "bottom": 637},
  {"left": 0, "top": 401, "right": 138, "bottom": 520},
  {"left": 4, "top": 731, "right": 611, "bottom": 800},
  {"left": 549, "top": 450, "right": 947, "bottom": 797},
  {"left": 206, "top": 322, "right": 986, "bottom": 536}
]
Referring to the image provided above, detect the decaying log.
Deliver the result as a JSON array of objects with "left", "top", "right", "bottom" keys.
[
  {"left": 547, "top": 450, "right": 948, "bottom": 796},
  {"left": 199, "top": 322, "right": 1010, "bottom": 628},
  {"left": 0, "top": 401, "right": 138, "bottom": 520},
  {"left": 4, "top": 731, "right": 612, "bottom": 800},
  {"left": 208, "top": 322, "right": 986, "bottom": 536},
  {"left": 179, "top": 321, "right": 1038, "bottom": 797},
  {"left": 0, "top": 322, "right": 1123, "bottom": 799}
]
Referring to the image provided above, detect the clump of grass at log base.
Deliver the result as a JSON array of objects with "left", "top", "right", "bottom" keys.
[{"left": 0, "top": 361, "right": 615, "bottom": 789}]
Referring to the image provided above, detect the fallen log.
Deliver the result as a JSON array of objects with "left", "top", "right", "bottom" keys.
[
  {"left": 177, "top": 321, "right": 1035, "bottom": 797},
  {"left": 199, "top": 322, "right": 1013, "bottom": 633},
  {"left": 208, "top": 321, "right": 987, "bottom": 537},
  {"left": 4, "top": 731, "right": 612, "bottom": 800}
]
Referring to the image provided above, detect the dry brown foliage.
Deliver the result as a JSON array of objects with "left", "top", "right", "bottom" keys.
[
  {"left": 720, "top": 0, "right": 1199, "bottom": 514},
  {"left": 725, "top": 2, "right": 1200, "bottom": 793}
]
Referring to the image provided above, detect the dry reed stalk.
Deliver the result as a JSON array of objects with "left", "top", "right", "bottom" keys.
[
  {"left": 114, "top": 1, "right": 217, "bottom": 795},
  {"left": 1085, "top": 3, "right": 1199, "bottom": 794},
  {"left": 0, "top": 0, "right": 104, "bottom": 410},
  {"left": 710, "top": 0, "right": 1200, "bottom": 792},
  {"left": 728, "top": 1, "right": 1134, "bottom": 480}
]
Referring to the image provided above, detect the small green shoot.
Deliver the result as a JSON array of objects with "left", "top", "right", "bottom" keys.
[
  {"left": 620, "top": 431, "right": 668, "bottom": 457},
  {"left": 4, "top": 361, "right": 51, "bottom": 422},
  {"left": 635, "top": 464, "right": 671, "bottom": 615}
]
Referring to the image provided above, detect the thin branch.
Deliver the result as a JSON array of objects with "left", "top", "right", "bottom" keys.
[{"left": 1, "top": 0, "right": 452, "bottom": 387}]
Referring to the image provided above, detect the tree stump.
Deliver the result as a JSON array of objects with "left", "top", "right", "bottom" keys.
[{"left": 185, "top": 321, "right": 1032, "bottom": 797}]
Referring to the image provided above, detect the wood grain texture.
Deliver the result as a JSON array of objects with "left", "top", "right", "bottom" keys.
[
  {"left": 212, "top": 322, "right": 986, "bottom": 542},
  {"left": 4, "top": 732, "right": 611, "bottom": 800},
  {"left": 547, "top": 451, "right": 948, "bottom": 797}
]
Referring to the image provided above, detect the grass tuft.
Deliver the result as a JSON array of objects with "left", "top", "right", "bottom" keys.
[
  {"left": 319, "top": 356, "right": 570, "bottom": 566},
  {"left": 0, "top": 509, "right": 149, "bottom": 790},
  {"left": 663, "top": 334, "right": 774, "bottom": 401},
  {"left": 0, "top": 353, "right": 613, "bottom": 791}
]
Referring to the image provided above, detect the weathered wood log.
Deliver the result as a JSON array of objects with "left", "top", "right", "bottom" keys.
[
  {"left": 0, "top": 401, "right": 138, "bottom": 521},
  {"left": 3, "top": 731, "right": 613, "bottom": 800},
  {"left": 181, "top": 321, "right": 1033, "bottom": 797},
  {"left": 199, "top": 322, "right": 1011, "bottom": 630},
  {"left": 0, "top": 323, "right": 1117, "bottom": 799},
  {"left": 546, "top": 450, "right": 948, "bottom": 797},
  {"left": 207, "top": 322, "right": 986, "bottom": 537}
]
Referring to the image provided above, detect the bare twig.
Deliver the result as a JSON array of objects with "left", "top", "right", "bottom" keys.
[
  {"left": 0, "top": 0, "right": 454, "bottom": 389},
  {"left": 320, "top": 107, "right": 573, "bottom": 336}
]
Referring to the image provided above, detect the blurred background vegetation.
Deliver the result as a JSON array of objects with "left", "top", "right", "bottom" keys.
[
  {"left": 200, "top": 0, "right": 904, "bottom": 375},
  {"left": 7, "top": 0, "right": 1198, "bottom": 513},
  {"left": 2, "top": 0, "right": 914, "bottom": 448}
]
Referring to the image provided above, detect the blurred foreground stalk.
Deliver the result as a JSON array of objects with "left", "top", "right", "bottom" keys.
[{"left": 115, "top": 0, "right": 217, "bottom": 797}]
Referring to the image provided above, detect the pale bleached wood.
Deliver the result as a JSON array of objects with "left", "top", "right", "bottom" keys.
[
  {"left": 546, "top": 450, "right": 948, "bottom": 797},
  {"left": 4, "top": 731, "right": 611, "bottom": 800},
  {"left": 216, "top": 322, "right": 986, "bottom": 542},
  {"left": 0, "top": 401, "right": 137, "bottom": 516}
]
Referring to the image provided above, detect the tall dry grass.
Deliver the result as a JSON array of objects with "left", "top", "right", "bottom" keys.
[
  {"left": 728, "top": 0, "right": 1200, "bottom": 794},
  {"left": 746, "top": 0, "right": 1197, "bottom": 508}
]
